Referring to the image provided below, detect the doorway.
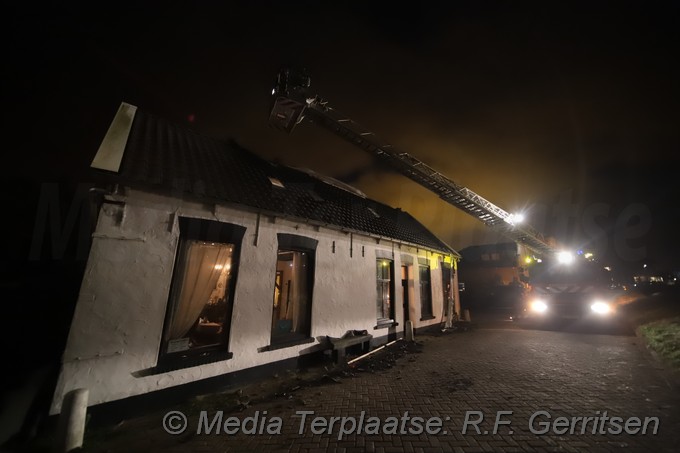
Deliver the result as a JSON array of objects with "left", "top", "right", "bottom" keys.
[
  {"left": 442, "top": 263, "right": 452, "bottom": 317},
  {"left": 401, "top": 265, "right": 410, "bottom": 329}
]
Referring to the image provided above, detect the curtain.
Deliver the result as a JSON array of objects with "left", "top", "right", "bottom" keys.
[{"left": 168, "top": 241, "right": 232, "bottom": 340}]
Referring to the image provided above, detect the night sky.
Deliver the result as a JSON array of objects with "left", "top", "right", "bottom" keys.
[{"left": 4, "top": 1, "right": 680, "bottom": 275}]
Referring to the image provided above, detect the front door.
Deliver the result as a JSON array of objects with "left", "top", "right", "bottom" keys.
[
  {"left": 442, "top": 263, "right": 452, "bottom": 317},
  {"left": 401, "top": 265, "right": 410, "bottom": 327}
]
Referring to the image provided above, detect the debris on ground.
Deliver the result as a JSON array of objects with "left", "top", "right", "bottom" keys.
[
  {"left": 211, "top": 340, "right": 426, "bottom": 411},
  {"left": 418, "top": 321, "right": 473, "bottom": 336},
  {"left": 349, "top": 340, "right": 424, "bottom": 372}
]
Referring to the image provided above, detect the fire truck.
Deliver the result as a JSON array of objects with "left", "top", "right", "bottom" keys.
[{"left": 519, "top": 252, "right": 620, "bottom": 324}]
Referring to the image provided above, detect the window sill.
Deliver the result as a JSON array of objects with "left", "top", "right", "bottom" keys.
[
  {"left": 132, "top": 351, "right": 233, "bottom": 377},
  {"left": 420, "top": 315, "right": 436, "bottom": 321},
  {"left": 374, "top": 321, "right": 399, "bottom": 330},
  {"left": 258, "top": 337, "right": 315, "bottom": 353}
]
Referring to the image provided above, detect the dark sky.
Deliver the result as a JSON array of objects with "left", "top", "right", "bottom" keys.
[{"left": 4, "top": 1, "right": 680, "bottom": 274}]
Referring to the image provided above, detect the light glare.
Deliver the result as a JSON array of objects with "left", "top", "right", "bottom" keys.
[
  {"left": 557, "top": 251, "right": 575, "bottom": 265},
  {"left": 591, "top": 301, "right": 611, "bottom": 315},
  {"left": 530, "top": 300, "right": 548, "bottom": 313},
  {"left": 505, "top": 212, "right": 525, "bottom": 225}
]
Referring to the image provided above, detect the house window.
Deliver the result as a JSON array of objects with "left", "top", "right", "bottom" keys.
[
  {"left": 160, "top": 218, "right": 245, "bottom": 368},
  {"left": 419, "top": 265, "right": 433, "bottom": 319},
  {"left": 376, "top": 259, "right": 394, "bottom": 323},
  {"left": 271, "top": 234, "right": 317, "bottom": 346}
]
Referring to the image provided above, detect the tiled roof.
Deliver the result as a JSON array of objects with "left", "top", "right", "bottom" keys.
[{"left": 96, "top": 107, "right": 456, "bottom": 255}]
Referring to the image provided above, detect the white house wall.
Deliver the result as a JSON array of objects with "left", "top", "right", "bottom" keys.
[{"left": 51, "top": 188, "right": 453, "bottom": 414}]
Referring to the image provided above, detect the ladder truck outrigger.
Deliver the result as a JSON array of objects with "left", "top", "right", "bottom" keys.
[{"left": 268, "top": 69, "right": 619, "bottom": 327}]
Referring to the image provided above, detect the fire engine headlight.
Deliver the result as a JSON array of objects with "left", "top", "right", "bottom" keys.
[
  {"left": 530, "top": 300, "right": 548, "bottom": 313},
  {"left": 590, "top": 301, "right": 612, "bottom": 315}
]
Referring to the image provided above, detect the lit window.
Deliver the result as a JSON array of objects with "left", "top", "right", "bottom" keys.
[
  {"left": 376, "top": 259, "right": 394, "bottom": 323},
  {"left": 160, "top": 218, "right": 245, "bottom": 367}
]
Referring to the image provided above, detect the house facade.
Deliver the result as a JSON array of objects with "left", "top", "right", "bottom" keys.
[{"left": 50, "top": 103, "right": 460, "bottom": 414}]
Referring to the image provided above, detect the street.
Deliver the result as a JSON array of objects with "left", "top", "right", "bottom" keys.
[{"left": 86, "top": 311, "right": 680, "bottom": 453}]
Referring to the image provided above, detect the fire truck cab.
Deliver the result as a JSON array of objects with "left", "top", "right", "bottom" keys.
[{"left": 518, "top": 252, "right": 620, "bottom": 323}]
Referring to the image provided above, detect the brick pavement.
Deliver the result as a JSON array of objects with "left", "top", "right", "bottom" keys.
[{"left": 90, "top": 326, "right": 680, "bottom": 453}]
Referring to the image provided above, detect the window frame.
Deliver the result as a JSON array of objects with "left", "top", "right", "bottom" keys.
[
  {"left": 419, "top": 264, "right": 434, "bottom": 320},
  {"left": 376, "top": 258, "right": 395, "bottom": 325},
  {"left": 157, "top": 217, "right": 245, "bottom": 372},
  {"left": 267, "top": 233, "right": 317, "bottom": 349}
]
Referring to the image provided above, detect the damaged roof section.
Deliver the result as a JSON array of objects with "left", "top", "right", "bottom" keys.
[{"left": 91, "top": 103, "right": 457, "bottom": 255}]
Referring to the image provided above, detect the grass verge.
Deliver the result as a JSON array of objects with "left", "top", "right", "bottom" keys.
[
  {"left": 638, "top": 317, "right": 680, "bottom": 370},
  {"left": 620, "top": 288, "right": 680, "bottom": 372}
]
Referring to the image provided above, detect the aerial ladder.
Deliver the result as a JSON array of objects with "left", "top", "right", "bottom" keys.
[{"left": 268, "top": 68, "right": 556, "bottom": 258}]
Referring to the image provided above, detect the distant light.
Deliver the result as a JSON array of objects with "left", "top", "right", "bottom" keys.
[
  {"left": 536, "top": 258, "right": 542, "bottom": 263},
  {"left": 271, "top": 88, "right": 276, "bottom": 95},
  {"left": 604, "top": 266, "right": 612, "bottom": 271},
  {"left": 557, "top": 251, "right": 575, "bottom": 265},
  {"left": 214, "top": 264, "right": 223, "bottom": 270},
  {"left": 643, "top": 264, "right": 647, "bottom": 268},
  {"left": 584, "top": 252, "right": 594, "bottom": 259},
  {"left": 525, "top": 256, "right": 532, "bottom": 264}
]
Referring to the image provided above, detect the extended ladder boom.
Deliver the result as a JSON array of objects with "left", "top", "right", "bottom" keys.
[{"left": 269, "top": 69, "right": 555, "bottom": 257}]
